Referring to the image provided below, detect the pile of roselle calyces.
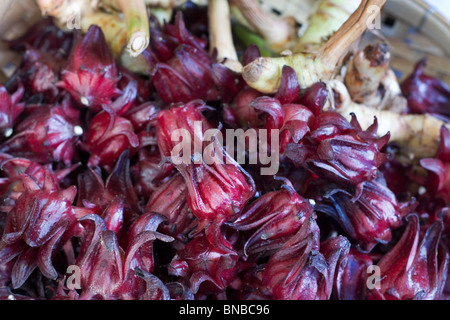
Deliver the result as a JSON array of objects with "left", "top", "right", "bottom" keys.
[{"left": 1, "top": 1, "right": 450, "bottom": 301}]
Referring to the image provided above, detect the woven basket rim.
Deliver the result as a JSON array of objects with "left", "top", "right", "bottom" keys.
[
  {"left": 383, "top": 0, "right": 450, "bottom": 56},
  {"left": 412, "top": 0, "right": 450, "bottom": 29}
]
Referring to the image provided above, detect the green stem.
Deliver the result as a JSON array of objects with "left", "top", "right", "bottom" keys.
[
  {"left": 232, "top": 23, "right": 275, "bottom": 58},
  {"left": 115, "top": 0, "right": 150, "bottom": 57}
]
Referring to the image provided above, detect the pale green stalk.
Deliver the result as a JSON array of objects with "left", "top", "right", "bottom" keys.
[
  {"left": 295, "top": 0, "right": 362, "bottom": 52},
  {"left": 242, "top": 0, "right": 386, "bottom": 93}
]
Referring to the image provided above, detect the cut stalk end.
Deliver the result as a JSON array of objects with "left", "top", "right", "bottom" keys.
[
  {"left": 127, "top": 30, "right": 150, "bottom": 57},
  {"left": 117, "top": 0, "right": 150, "bottom": 57}
]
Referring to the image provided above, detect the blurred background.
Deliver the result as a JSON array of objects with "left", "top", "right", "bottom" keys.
[{"left": 426, "top": 0, "right": 450, "bottom": 21}]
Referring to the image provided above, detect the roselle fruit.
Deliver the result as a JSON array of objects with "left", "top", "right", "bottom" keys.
[
  {"left": 5, "top": 18, "right": 74, "bottom": 105},
  {"left": 120, "top": 213, "right": 175, "bottom": 300},
  {"left": 298, "top": 81, "right": 329, "bottom": 117},
  {"left": 82, "top": 109, "right": 139, "bottom": 171},
  {"left": 74, "top": 213, "right": 173, "bottom": 300},
  {"left": 148, "top": 25, "right": 179, "bottom": 62},
  {"left": 76, "top": 151, "right": 141, "bottom": 234},
  {"left": 240, "top": 71, "right": 315, "bottom": 154},
  {"left": 228, "top": 178, "right": 313, "bottom": 260},
  {"left": 148, "top": 11, "right": 207, "bottom": 64},
  {"left": 0, "top": 84, "right": 25, "bottom": 138},
  {"left": 148, "top": 46, "right": 219, "bottom": 104},
  {"left": 230, "top": 90, "right": 283, "bottom": 134},
  {"left": 156, "top": 101, "right": 256, "bottom": 233},
  {"left": 274, "top": 66, "right": 328, "bottom": 117},
  {"left": 260, "top": 215, "right": 350, "bottom": 300},
  {"left": 401, "top": 59, "right": 450, "bottom": 120},
  {"left": 0, "top": 97, "right": 82, "bottom": 166},
  {"left": 124, "top": 101, "right": 161, "bottom": 134},
  {"left": 224, "top": 68, "right": 316, "bottom": 156},
  {"left": 130, "top": 147, "right": 169, "bottom": 199},
  {"left": 211, "top": 62, "right": 246, "bottom": 104},
  {"left": 76, "top": 166, "right": 110, "bottom": 209},
  {"left": 250, "top": 96, "right": 285, "bottom": 133},
  {"left": 58, "top": 26, "right": 120, "bottom": 110},
  {"left": 168, "top": 233, "right": 239, "bottom": 295},
  {"left": 280, "top": 103, "right": 315, "bottom": 154},
  {"left": 145, "top": 173, "right": 195, "bottom": 240},
  {"left": 165, "top": 44, "right": 219, "bottom": 101},
  {"left": 2, "top": 2, "right": 450, "bottom": 302},
  {"left": 334, "top": 247, "right": 374, "bottom": 300},
  {"left": 419, "top": 126, "right": 450, "bottom": 206},
  {"left": 367, "top": 214, "right": 449, "bottom": 300},
  {"left": 274, "top": 66, "right": 301, "bottom": 105},
  {"left": 0, "top": 173, "right": 80, "bottom": 289},
  {"left": 123, "top": 212, "right": 174, "bottom": 276},
  {"left": 144, "top": 13, "right": 222, "bottom": 104},
  {"left": 0, "top": 153, "right": 78, "bottom": 204},
  {"left": 12, "top": 47, "right": 62, "bottom": 104},
  {"left": 6, "top": 17, "right": 73, "bottom": 58},
  {"left": 163, "top": 12, "right": 208, "bottom": 54},
  {"left": 74, "top": 214, "right": 125, "bottom": 300},
  {"left": 177, "top": 152, "right": 256, "bottom": 254},
  {"left": 315, "top": 174, "right": 416, "bottom": 252},
  {"left": 179, "top": 157, "right": 256, "bottom": 229},
  {"left": 285, "top": 112, "right": 390, "bottom": 195},
  {"left": 231, "top": 86, "right": 264, "bottom": 129},
  {"left": 155, "top": 100, "right": 212, "bottom": 158}
]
